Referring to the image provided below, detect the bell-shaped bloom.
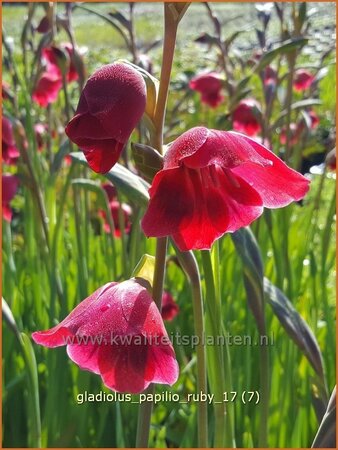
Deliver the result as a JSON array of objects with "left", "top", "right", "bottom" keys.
[
  {"left": 32, "top": 66, "right": 62, "bottom": 107},
  {"left": 32, "top": 278, "right": 179, "bottom": 393},
  {"left": 34, "top": 123, "right": 47, "bottom": 151},
  {"left": 100, "top": 201, "right": 132, "bottom": 237},
  {"left": 66, "top": 62, "right": 147, "bottom": 174},
  {"left": 232, "top": 99, "right": 262, "bottom": 136},
  {"left": 161, "top": 291, "right": 179, "bottom": 321},
  {"left": 2, "top": 116, "right": 20, "bottom": 165},
  {"left": 293, "top": 69, "right": 314, "bottom": 92},
  {"left": 142, "top": 127, "right": 310, "bottom": 251},
  {"left": 279, "top": 123, "right": 301, "bottom": 145},
  {"left": 42, "top": 44, "right": 78, "bottom": 83},
  {"left": 36, "top": 15, "right": 51, "bottom": 33},
  {"left": 2, "top": 173, "right": 19, "bottom": 222},
  {"left": 189, "top": 72, "right": 224, "bottom": 108}
]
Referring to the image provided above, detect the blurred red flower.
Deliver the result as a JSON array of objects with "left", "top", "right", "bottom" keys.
[
  {"left": 325, "top": 148, "right": 336, "bottom": 171},
  {"left": 2, "top": 173, "right": 19, "bottom": 222},
  {"left": 279, "top": 123, "right": 301, "bottom": 145},
  {"left": 66, "top": 62, "right": 146, "bottom": 173},
  {"left": 32, "top": 279, "right": 179, "bottom": 393},
  {"left": 102, "top": 182, "right": 117, "bottom": 202},
  {"left": 232, "top": 99, "right": 262, "bottom": 136},
  {"left": 161, "top": 291, "right": 179, "bottom": 321},
  {"left": 309, "top": 110, "right": 320, "bottom": 129},
  {"left": 34, "top": 123, "right": 47, "bottom": 151},
  {"left": 42, "top": 44, "right": 79, "bottom": 83},
  {"left": 263, "top": 66, "right": 277, "bottom": 87},
  {"left": 189, "top": 72, "right": 224, "bottom": 108},
  {"left": 36, "top": 15, "right": 51, "bottom": 33},
  {"left": 100, "top": 201, "right": 132, "bottom": 237},
  {"left": 2, "top": 116, "right": 20, "bottom": 165},
  {"left": 32, "top": 66, "right": 62, "bottom": 107},
  {"left": 293, "top": 69, "right": 314, "bottom": 92},
  {"left": 142, "top": 127, "right": 310, "bottom": 251}
]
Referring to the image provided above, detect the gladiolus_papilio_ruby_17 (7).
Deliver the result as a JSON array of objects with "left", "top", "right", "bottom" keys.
[
  {"left": 32, "top": 278, "right": 179, "bottom": 394},
  {"left": 65, "top": 62, "right": 147, "bottom": 174},
  {"left": 141, "top": 127, "right": 310, "bottom": 251}
]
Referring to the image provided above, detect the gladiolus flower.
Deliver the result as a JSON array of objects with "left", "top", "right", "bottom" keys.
[
  {"left": 232, "top": 99, "right": 262, "bottom": 137},
  {"left": 66, "top": 62, "right": 147, "bottom": 174},
  {"left": 32, "top": 66, "right": 62, "bottom": 107},
  {"left": 102, "top": 182, "right": 117, "bottom": 202},
  {"left": 32, "top": 279, "right": 179, "bottom": 393},
  {"left": 34, "top": 124, "right": 47, "bottom": 151},
  {"left": 2, "top": 116, "right": 20, "bottom": 165},
  {"left": 263, "top": 66, "right": 277, "bottom": 87},
  {"left": 161, "top": 291, "right": 179, "bottom": 321},
  {"left": 2, "top": 173, "right": 19, "bottom": 222},
  {"left": 279, "top": 123, "right": 301, "bottom": 145},
  {"left": 36, "top": 15, "right": 51, "bottom": 33},
  {"left": 189, "top": 72, "right": 224, "bottom": 108},
  {"left": 142, "top": 127, "right": 310, "bottom": 251},
  {"left": 309, "top": 110, "right": 320, "bottom": 129},
  {"left": 42, "top": 44, "right": 79, "bottom": 83},
  {"left": 293, "top": 69, "right": 314, "bottom": 92},
  {"left": 100, "top": 201, "right": 132, "bottom": 237}
]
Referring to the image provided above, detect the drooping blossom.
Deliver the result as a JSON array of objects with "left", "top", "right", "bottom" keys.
[
  {"left": 102, "top": 182, "right": 117, "bottom": 202},
  {"left": 2, "top": 173, "right": 19, "bottom": 222},
  {"left": 32, "top": 43, "right": 78, "bottom": 107},
  {"left": 279, "top": 123, "right": 301, "bottom": 145},
  {"left": 32, "top": 278, "right": 179, "bottom": 393},
  {"left": 308, "top": 110, "right": 320, "bottom": 129},
  {"left": 100, "top": 201, "right": 132, "bottom": 237},
  {"left": 32, "top": 66, "right": 62, "bottom": 107},
  {"left": 34, "top": 124, "right": 47, "bottom": 151},
  {"left": 161, "top": 291, "right": 179, "bottom": 321},
  {"left": 293, "top": 69, "right": 315, "bottom": 92},
  {"left": 36, "top": 15, "right": 51, "bottom": 33},
  {"left": 2, "top": 116, "right": 20, "bottom": 165},
  {"left": 142, "top": 127, "right": 310, "bottom": 251},
  {"left": 189, "top": 72, "right": 224, "bottom": 108},
  {"left": 232, "top": 99, "right": 262, "bottom": 136},
  {"left": 66, "top": 62, "right": 147, "bottom": 173}
]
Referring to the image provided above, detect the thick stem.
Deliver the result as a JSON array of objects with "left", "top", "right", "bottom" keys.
[
  {"left": 135, "top": 4, "right": 185, "bottom": 446},
  {"left": 201, "top": 249, "right": 234, "bottom": 448},
  {"left": 174, "top": 247, "right": 208, "bottom": 447}
]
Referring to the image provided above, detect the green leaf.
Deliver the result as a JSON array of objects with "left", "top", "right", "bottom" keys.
[
  {"left": 254, "top": 37, "right": 308, "bottom": 73},
  {"left": 264, "top": 278, "right": 325, "bottom": 380},
  {"left": 71, "top": 152, "right": 150, "bottom": 206},
  {"left": 311, "top": 386, "right": 336, "bottom": 448},
  {"left": 272, "top": 99, "right": 322, "bottom": 128}
]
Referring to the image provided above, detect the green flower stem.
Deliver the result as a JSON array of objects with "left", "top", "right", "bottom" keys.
[
  {"left": 174, "top": 247, "right": 208, "bottom": 447},
  {"left": 201, "top": 249, "right": 234, "bottom": 448},
  {"left": 136, "top": 4, "right": 187, "bottom": 446}
]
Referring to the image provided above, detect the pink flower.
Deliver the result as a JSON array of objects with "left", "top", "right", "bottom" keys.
[
  {"left": 263, "top": 66, "right": 277, "bottom": 87},
  {"left": 101, "top": 201, "right": 132, "bottom": 237},
  {"left": 66, "top": 62, "right": 146, "bottom": 174},
  {"left": 189, "top": 72, "right": 224, "bottom": 108},
  {"left": 293, "top": 69, "right": 314, "bottom": 92},
  {"left": 232, "top": 99, "right": 262, "bottom": 137},
  {"left": 2, "top": 116, "right": 20, "bottom": 165},
  {"left": 142, "top": 127, "right": 310, "bottom": 251},
  {"left": 32, "top": 279, "right": 179, "bottom": 393},
  {"left": 102, "top": 182, "right": 117, "bottom": 202},
  {"left": 309, "top": 110, "right": 320, "bottom": 129},
  {"left": 2, "top": 173, "right": 19, "bottom": 222},
  {"left": 42, "top": 44, "right": 79, "bottom": 83},
  {"left": 161, "top": 291, "right": 179, "bottom": 321},
  {"left": 32, "top": 66, "right": 62, "bottom": 107},
  {"left": 34, "top": 123, "right": 47, "bottom": 151}
]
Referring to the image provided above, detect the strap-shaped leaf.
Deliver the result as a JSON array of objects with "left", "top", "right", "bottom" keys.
[
  {"left": 264, "top": 278, "right": 325, "bottom": 379},
  {"left": 71, "top": 152, "right": 149, "bottom": 206}
]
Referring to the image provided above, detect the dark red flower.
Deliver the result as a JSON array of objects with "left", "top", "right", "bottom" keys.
[
  {"left": 232, "top": 99, "right": 262, "bottom": 136},
  {"left": 2, "top": 173, "right": 19, "bottom": 222},
  {"left": 142, "top": 127, "right": 310, "bottom": 251},
  {"left": 293, "top": 69, "right": 314, "bottom": 92},
  {"left": 66, "top": 62, "right": 146, "bottom": 174},
  {"left": 2, "top": 80, "right": 12, "bottom": 100},
  {"left": 279, "top": 123, "right": 301, "bottom": 145},
  {"left": 32, "top": 279, "right": 179, "bottom": 393},
  {"left": 189, "top": 72, "right": 224, "bottom": 108},
  {"left": 2, "top": 116, "right": 20, "bottom": 165},
  {"left": 161, "top": 291, "right": 179, "bottom": 321},
  {"left": 36, "top": 15, "right": 51, "bottom": 33},
  {"left": 32, "top": 66, "right": 62, "bottom": 107},
  {"left": 101, "top": 201, "right": 132, "bottom": 237}
]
